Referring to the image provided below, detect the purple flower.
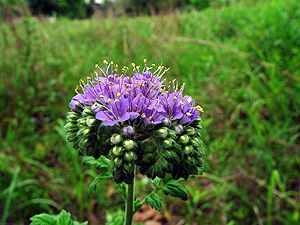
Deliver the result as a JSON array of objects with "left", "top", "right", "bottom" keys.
[{"left": 69, "top": 60, "right": 201, "bottom": 128}]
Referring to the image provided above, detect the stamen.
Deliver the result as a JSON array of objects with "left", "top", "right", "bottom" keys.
[
  {"left": 186, "top": 112, "right": 192, "bottom": 116},
  {"left": 114, "top": 99, "right": 118, "bottom": 103},
  {"left": 108, "top": 98, "right": 111, "bottom": 103},
  {"left": 117, "top": 93, "right": 121, "bottom": 97},
  {"left": 100, "top": 95, "right": 104, "bottom": 98},
  {"left": 126, "top": 92, "right": 130, "bottom": 95},
  {"left": 197, "top": 106, "right": 204, "bottom": 113}
]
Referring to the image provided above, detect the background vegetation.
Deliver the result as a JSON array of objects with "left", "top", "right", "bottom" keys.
[{"left": 0, "top": 0, "right": 300, "bottom": 224}]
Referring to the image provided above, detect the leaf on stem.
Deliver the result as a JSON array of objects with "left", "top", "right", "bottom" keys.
[
  {"left": 88, "top": 171, "right": 112, "bottom": 195},
  {"left": 82, "top": 156, "right": 111, "bottom": 171},
  {"left": 162, "top": 180, "right": 188, "bottom": 201},
  {"left": 145, "top": 193, "right": 162, "bottom": 211}
]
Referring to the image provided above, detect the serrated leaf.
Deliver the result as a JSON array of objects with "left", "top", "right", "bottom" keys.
[
  {"left": 133, "top": 198, "right": 143, "bottom": 212},
  {"left": 88, "top": 171, "right": 112, "bottom": 195},
  {"left": 82, "top": 156, "right": 111, "bottom": 171},
  {"left": 162, "top": 180, "right": 188, "bottom": 201},
  {"left": 30, "top": 214, "right": 57, "bottom": 225},
  {"left": 152, "top": 177, "right": 161, "bottom": 188},
  {"left": 73, "top": 222, "right": 88, "bottom": 225},
  {"left": 58, "top": 210, "right": 73, "bottom": 225},
  {"left": 145, "top": 193, "right": 162, "bottom": 211}
]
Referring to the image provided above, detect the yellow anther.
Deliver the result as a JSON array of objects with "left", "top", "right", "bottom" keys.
[
  {"left": 174, "top": 97, "right": 177, "bottom": 100},
  {"left": 167, "top": 102, "right": 170, "bottom": 105},
  {"left": 100, "top": 95, "right": 104, "bottom": 98},
  {"left": 173, "top": 79, "right": 176, "bottom": 82},
  {"left": 108, "top": 98, "right": 111, "bottom": 103},
  {"left": 126, "top": 92, "right": 130, "bottom": 95},
  {"left": 136, "top": 66, "right": 140, "bottom": 70},
  {"left": 116, "top": 64, "right": 118, "bottom": 68},
  {"left": 141, "top": 113, "right": 146, "bottom": 116},
  {"left": 110, "top": 61, "right": 114, "bottom": 64},
  {"left": 186, "top": 112, "right": 192, "bottom": 116},
  {"left": 131, "top": 63, "right": 135, "bottom": 67},
  {"left": 169, "top": 81, "right": 171, "bottom": 84},
  {"left": 140, "top": 93, "right": 142, "bottom": 96},
  {"left": 80, "top": 79, "right": 85, "bottom": 84},
  {"left": 150, "top": 89, "right": 153, "bottom": 93},
  {"left": 114, "top": 99, "right": 118, "bottom": 103},
  {"left": 75, "top": 86, "right": 80, "bottom": 94},
  {"left": 117, "top": 92, "right": 121, "bottom": 97},
  {"left": 183, "top": 83, "right": 186, "bottom": 86},
  {"left": 148, "top": 78, "right": 151, "bottom": 81},
  {"left": 162, "top": 93, "right": 165, "bottom": 96},
  {"left": 95, "top": 64, "right": 98, "bottom": 68},
  {"left": 158, "top": 66, "right": 161, "bottom": 70},
  {"left": 143, "top": 59, "right": 147, "bottom": 63},
  {"left": 149, "top": 116, "right": 152, "bottom": 119},
  {"left": 116, "top": 87, "right": 119, "bottom": 90},
  {"left": 87, "top": 77, "right": 91, "bottom": 80},
  {"left": 94, "top": 71, "right": 98, "bottom": 77},
  {"left": 109, "top": 86, "right": 112, "bottom": 90},
  {"left": 152, "top": 64, "right": 155, "bottom": 67},
  {"left": 180, "top": 101, "right": 184, "bottom": 105},
  {"left": 197, "top": 106, "right": 204, "bottom": 113},
  {"left": 103, "top": 60, "right": 108, "bottom": 64}
]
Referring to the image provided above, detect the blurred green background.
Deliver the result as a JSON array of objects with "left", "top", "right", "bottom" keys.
[{"left": 0, "top": 0, "right": 300, "bottom": 224}]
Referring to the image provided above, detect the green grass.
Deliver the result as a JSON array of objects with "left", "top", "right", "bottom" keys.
[{"left": 1, "top": 0, "right": 300, "bottom": 224}]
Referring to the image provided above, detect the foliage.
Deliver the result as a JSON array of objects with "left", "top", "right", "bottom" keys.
[{"left": 0, "top": 0, "right": 299, "bottom": 224}]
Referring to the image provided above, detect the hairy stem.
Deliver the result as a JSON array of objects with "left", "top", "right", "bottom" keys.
[{"left": 124, "top": 168, "right": 135, "bottom": 225}]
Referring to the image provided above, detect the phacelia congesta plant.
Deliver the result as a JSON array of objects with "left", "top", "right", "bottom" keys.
[{"left": 65, "top": 59, "right": 205, "bottom": 184}]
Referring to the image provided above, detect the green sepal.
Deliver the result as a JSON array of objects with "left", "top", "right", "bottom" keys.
[
  {"left": 162, "top": 180, "right": 188, "bottom": 201},
  {"left": 145, "top": 193, "right": 162, "bottom": 211},
  {"left": 88, "top": 171, "right": 112, "bottom": 195}
]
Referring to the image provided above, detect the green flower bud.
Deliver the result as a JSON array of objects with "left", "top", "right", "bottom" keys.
[
  {"left": 113, "top": 157, "right": 123, "bottom": 167},
  {"left": 186, "top": 127, "right": 196, "bottom": 136},
  {"left": 86, "top": 118, "right": 97, "bottom": 127},
  {"left": 112, "top": 146, "right": 123, "bottom": 156},
  {"left": 82, "top": 107, "right": 94, "bottom": 116},
  {"left": 162, "top": 139, "right": 173, "bottom": 149},
  {"left": 190, "top": 137, "right": 202, "bottom": 148},
  {"left": 79, "top": 137, "right": 89, "bottom": 148},
  {"left": 124, "top": 151, "right": 136, "bottom": 162},
  {"left": 64, "top": 122, "right": 78, "bottom": 132},
  {"left": 174, "top": 125, "right": 184, "bottom": 134},
  {"left": 77, "top": 118, "right": 88, "bottom": 127},
  {"left": 184, "top": 145, "right": 194, "bottom": 155},
  {"left": 179, "top": 134, "right": 190, "bottom": 145},
  {"left": 155, "top": 128, "right": 168, "bottom": 139},
  {"left": 66, "top": 132, "right": 77, "bottom": 142},
  {"left": 168, "top": 130, "right": 177, "bottom": 139},
  {"left": 111, "top": 134, "right": 122, "bottom": 145},
  {"left": 77, "top": 127, "right": 92, "bottom": 137},
  {"left": 123, "top": 139, "right": 136, "bottom": 150},
  {"left": 67, "top": 112, "right": 80, "bottom": 122}
]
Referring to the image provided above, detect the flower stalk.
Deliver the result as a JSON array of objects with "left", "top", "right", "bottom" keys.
[{"left": 124, "top": 170, "right": 135, "bottom": 225}]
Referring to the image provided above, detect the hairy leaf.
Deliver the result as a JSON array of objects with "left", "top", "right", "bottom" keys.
[
  {"left": 162, "top": 180, "right": 188, "bottom": 201},
  {"left": 88, "top": 171, "right": 112, "bottom": 195},
  {"left": 30, "top": 214, "right": 57, "bottom": 225},
  {"left": 145, "top": 193, "right": 162, "bottom": 211},
  {"left": 82, "top": 155, "right": 111, "bottom": 171}
]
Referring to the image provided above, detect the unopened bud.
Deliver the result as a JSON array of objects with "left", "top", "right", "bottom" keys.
[
  {"left": 168, "top": 130, "right": 177, "bottom": 139},
  {"left": 186, "top": 127, "right": 196, "bottom": 136},
  {"left": 123, "top": 139, "right": 136, "bottom": 150},
  {"left": 86, "top": 118, "right": 97, "bottom": 127},
  {"left": 77, "top": 127, "right": 91, "bottom": 137},
  {"left": 162, "top": 139, "right": 173, "bottom": 148},
  {"left": 179, "top": 134, "right": 190, "bottom": 145},
  {"left": 111, "top": 134, "right": 122, "bottom": 145},
  {"left": 122, "top": 126, "right": 135, "bottom": 137},
  {"left": 113, "top": 157, "right": 123, "bottom": 167},
  {"left": 184, "top": 145, "right": 194, "bottom": 155},
  {"left": 174, "top": 125, "right": 183, "bottom": 134},
  {"left": 155, "top": 128, "right": 168, "bottom": 139},
  {"left": 67, "top": 112, "right": 80, "bottom": 122},
  {"left": 124, "top": 151, "right": 136, "bottom": 162},
  {"left": 191, "top": 138, "right": 202, "bottom": 148},
  {"left": 112, "top": 146, "right": 123, "bottom": 156},
  {"left": 82, "top": 108, "right": 94, "bottom": 116}
]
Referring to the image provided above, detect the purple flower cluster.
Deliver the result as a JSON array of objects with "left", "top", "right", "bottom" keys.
[{"left": 69, "top": 60, "right": 203, "bottom": 128}]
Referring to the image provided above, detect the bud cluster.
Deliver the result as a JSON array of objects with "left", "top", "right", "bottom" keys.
[
  {"left": 110, "top": 134, "right": 138, "bottom": 184},
  {"left": 65, "top": 106, "right": 117, "bottom": 159}
]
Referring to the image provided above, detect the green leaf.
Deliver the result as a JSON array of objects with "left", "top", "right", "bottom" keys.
[
  {"left": 73, "top": 222, "right": 88, "bottom": 225},
  {"left": 82, "top": 155, "right": 111, "bottom": 171},
  {"left": 145, "top": 193, "right": 162, "bottom": 211},
  {"left": 30, "top": 214, "right": 57, "bottom": 225},
  {"left": 162, "top": 180, "right": 188, "bottom": 201},
  {"left": 88, "top": 171, "right": 112, "bottom": 195},
  {"left": 134, "top": 198, "right": 143, "bottom": 212},
  {"left": 152, "top": 177, "right": 161, "bottom": 188},
  {"left": 58, "top": 210, "right": 73, "bottom": 225}
]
